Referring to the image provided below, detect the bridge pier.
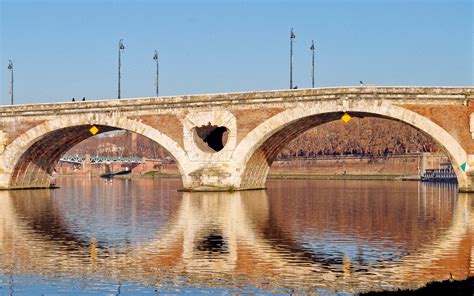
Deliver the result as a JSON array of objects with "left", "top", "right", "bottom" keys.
[
  {"left": 182, "top": 164, "right": 242, "bottom": 192},
  {"left": 0, "top": 172, "right": 10, "bottom": 190},
  {"left": 459, "top": 174, "right": 474, "bottom": 193}
]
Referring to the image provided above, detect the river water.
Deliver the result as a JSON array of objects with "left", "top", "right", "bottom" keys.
[{"left": 0, "top": 177, "right": 472, "bottom": 295}]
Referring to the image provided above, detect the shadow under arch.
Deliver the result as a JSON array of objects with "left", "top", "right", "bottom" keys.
[
  {"left": 232, "top": 102, "right": 468, "bottom": 190},
  {"left": 1, "top": 115, "right": 189, "bottom": 189}
]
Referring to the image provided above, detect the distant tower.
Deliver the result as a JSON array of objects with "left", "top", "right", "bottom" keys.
[
  {"left": 131, "top": 132, "right": 138, "bottom": 155},
  {"left": 83, "top": 154, "right": 92, "bottom": 178}
]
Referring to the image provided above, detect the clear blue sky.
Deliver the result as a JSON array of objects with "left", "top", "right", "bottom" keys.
[{"left": 1, "top": 0, "right": 472, "bottom": 104}]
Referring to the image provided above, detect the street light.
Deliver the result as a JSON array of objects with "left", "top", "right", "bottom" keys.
[
  {"left": 153, "top": 50, "right": 159, "bottom": 97},
  {"left": 290, "top": 28, "right": 296, "bottom": 89},
  {"left": 118, "top": 39, "right": 125, "bottom": 99},
  {"left": 310, "top": 40, "right": 315, "bottom": 88},
  {"left": 7, "top": 60, "right": 13, "bottom": 105}
]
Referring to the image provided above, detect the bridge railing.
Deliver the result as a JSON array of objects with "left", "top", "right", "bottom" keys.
[{"left": 59, "top": 154, "right": 144, "bottom": 164}]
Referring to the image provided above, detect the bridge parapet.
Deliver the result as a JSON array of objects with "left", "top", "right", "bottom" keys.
[{"left": 0, "top": 87, "right": 472, "bottom": 118}]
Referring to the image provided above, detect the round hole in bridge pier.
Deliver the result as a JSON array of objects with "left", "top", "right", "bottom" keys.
[{"left": 193, "top": 123, "right": 229, "bottom": 153}]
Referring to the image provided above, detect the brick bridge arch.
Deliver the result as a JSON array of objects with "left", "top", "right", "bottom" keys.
[
  {"left": 232, "top": 100, "right": 468, "bottom": 190},
  {"left": 0, "top": 114, "right": 190, "bottom": 189}
]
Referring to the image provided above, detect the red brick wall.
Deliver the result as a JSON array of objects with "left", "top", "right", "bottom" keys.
[
  {"left": 269, "top": 154, "right": 448, "bottom": 175},
  {"left": 401, "top": 104, "right": 473, "bottom": 153},
  {"left": 0, "top": 120, "right": 46, "bottom": 146},
  {"left": 231, "top": 108, "right": 285, "bottom": 143},
  {"left": 128, "top": 114, "right": 185, "bottom": 149}
]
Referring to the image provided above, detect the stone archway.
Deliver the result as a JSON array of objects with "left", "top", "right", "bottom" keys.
[
  {"left": 231, "top": 99, "right": 469, "bottom": 191},
  {"left": 0, "top": 114, "right": 190, "bottom": 189}
]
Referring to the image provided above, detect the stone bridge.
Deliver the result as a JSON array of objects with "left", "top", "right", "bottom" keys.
[{"left": 0, "top": 86, "right": 473, "bottom": 191}]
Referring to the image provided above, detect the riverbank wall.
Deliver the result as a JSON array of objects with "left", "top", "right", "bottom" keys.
[
  {"left": 270, "top": 153, "right": 448, "bottom": 176},
  {"left": 56, "top": 153, "right": 449, "bottom": 179}
]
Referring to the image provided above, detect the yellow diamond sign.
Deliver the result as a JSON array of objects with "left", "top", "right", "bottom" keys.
[
  {"left": 89, "top": 126, "right": 99, "bottom": 135},
  {"left": 341, "top": 113, "right": 351, "bottom": 123}
]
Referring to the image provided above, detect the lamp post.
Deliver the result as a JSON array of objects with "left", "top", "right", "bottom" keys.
[
  {"left": 7, "top": 60, "right": 13, "bottom": 105},
  {"left": 118, "top": 39, "right": 125, "bottom": 99},
  {"left": 310, "top": 40, "right": 315, "bottom": 88},
  {"left": 153, "top": 50, "right": 159, "bottom": 97},
  {"left": 290, "top": 28, "right": 296, "bottom": 89}
]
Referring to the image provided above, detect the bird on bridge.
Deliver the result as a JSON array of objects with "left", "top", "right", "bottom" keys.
[
  {"left": 72, "top": 97, "right": 75, "bottom": 102},
  {"left": 82, "top": 97, "right": 86, "bottom": 101}
]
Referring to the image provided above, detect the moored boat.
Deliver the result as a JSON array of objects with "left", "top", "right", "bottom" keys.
[{"left": 421, "top": 162, "right": 457, "bottom": 183}]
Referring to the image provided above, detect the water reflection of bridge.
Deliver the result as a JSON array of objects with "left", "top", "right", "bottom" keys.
[{"left": 0, "top": 181, "right": 472, "bottom": 292}]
